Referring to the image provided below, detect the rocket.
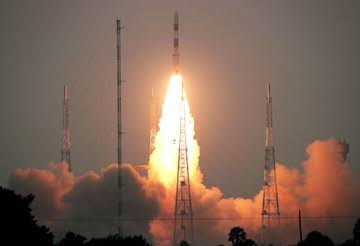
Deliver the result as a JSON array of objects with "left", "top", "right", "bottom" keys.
[
  {"left": 267, "top": 82, "right": 271, "bottom": 102},
  {"left": 173, "top": 11, "right": 180, "bottom": 74}
]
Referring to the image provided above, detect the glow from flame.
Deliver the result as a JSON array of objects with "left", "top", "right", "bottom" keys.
[{"left": 148, "top": 74, "right": 200, "bottom": 188}]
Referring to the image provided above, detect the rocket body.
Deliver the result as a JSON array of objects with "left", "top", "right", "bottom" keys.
[
  {"left": 265, "top": 82, "right": 273, "bottom": 146},
  {"left": 173, "top": 11, "right": 180, "bottom": 74}
]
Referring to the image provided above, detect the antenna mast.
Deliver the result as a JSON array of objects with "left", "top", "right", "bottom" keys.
[
  {"left": 261, "top": 83, "right": 280, "bottom": 243},
  {"left": 61, "top": 84, "right": 71, "bottom": 172},
  {"left": 116, "top": 19, "right": 123, "bottom": 238}
]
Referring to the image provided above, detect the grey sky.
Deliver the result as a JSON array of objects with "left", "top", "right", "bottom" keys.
[{"left": 0, "top": 0, "right": 359, "bottom": 198}]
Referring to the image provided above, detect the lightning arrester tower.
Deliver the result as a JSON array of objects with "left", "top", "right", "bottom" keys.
[
  {"left": 61, "top": 84, "right": 71, "bottom": 172},
  {"left": 261, "top": 83, "right": 280, "bottom": 230},
  {"left": 149, "top": 88, "right": 157, "bottom": 154},
  {"left": 116, "top": 19, "right": 123, "bottom": 238},
  {"left": 173, "top": 11, "right": 195, "bottom": 246}
]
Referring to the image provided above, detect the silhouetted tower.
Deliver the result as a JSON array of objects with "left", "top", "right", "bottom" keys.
[
  {"left": 61, "top": 85, "right": 71, "bottom": 172},
  {"left": 149, "top": 88, "right": 157, "bottom": 154},
  {"left": 173, "top": 11, "right": 195, "bottom": 246},
  {"left": 116, "top": 19, "right": 123, "bottom": 238},
  {"left": 261, "top": 83, "right": 280, "bottom": 229},
  {"left": 337, "top": 139, "right": 350, "bottom": 161}
]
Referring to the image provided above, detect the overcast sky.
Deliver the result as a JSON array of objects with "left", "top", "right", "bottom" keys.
[{"left": 1, "top": 0, "right": 359, "bottom": 197}]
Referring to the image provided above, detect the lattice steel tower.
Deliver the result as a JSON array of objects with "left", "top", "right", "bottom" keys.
[
  {"left": 61, "top": 85, "right": 71, "bottom": 172},
  {"left": 261, "top": 83, "right": 280, "bottom": 229},
  {"left": 116, "top": 19, "right": 123, "bottom": 238},
  {"left": 173, "top": 11, "right": 195, "bottom": 246}
]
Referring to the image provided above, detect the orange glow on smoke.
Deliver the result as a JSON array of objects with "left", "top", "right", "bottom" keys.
[{"left": 148, "top": 74, "right": 200, "bottom": 188}]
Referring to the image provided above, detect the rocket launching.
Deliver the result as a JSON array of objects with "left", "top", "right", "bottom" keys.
[
  {"left": 173, "top": 11, "right": 180, "bottom": 75},
  {"left": 5, "top": 10, "right": 360, "bottom": 246}
]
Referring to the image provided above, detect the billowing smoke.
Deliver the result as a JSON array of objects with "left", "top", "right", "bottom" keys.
[
  {"left": 148, "top": 139, "right": 360, "bottom": 245},
  {"left": 8, "top": 139, "right": 359, "bottom": 245},
  {"left": 9, "top": 163, "right": 163, "bottom": 242},
  {"left": 9, "top": 162, "right": 74, "bottom": 218}
]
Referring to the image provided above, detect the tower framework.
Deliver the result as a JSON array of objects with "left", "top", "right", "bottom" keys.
[
  {"left": 116, "top": 19, "right": 123, "bottom": 238},
  {"left": 173, "top": 83, "right": 195, "bottom": 246},
  {"left": 261, "top": 83, "right": 280, "bottom": 230},
  {"left": 61, "top": 85, "right": 71, "bottom": 172},
  {"left": 173, "top": 11, "right": 195, "bottom": 246}
]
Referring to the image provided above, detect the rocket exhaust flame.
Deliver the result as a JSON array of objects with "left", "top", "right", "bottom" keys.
[{"left": 148, "top": 74, "right": 199, "bottom": 188}]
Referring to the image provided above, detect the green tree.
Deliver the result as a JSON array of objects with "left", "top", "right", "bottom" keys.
[
  {"left": 228, "top": 226, "right": 256, "bottom": 246},
  {"left": 341, "top": 239, "right": 356, "bottom": 246},
  {"left": 299, "top": 231, "right": 334, "bottom": 246},
  {"left": 341, "top": 218, "right": 360, "bottom": 246},
  {"left": 58, "top": 232, "right": 86, "bottom": 246},
  {"left": 0, "top": 186, "right": 54, "bottom": 246},
  {"left": 87, "top": 234, "right": 151, "bottom": 246},
  {"left": 354, "top": 218, "right": 360, "bottom": 245},
  {"left": 180, "top": 241, "right": 190, "bottom": 246}
]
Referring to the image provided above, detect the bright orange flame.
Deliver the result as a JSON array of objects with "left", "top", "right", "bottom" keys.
[{"left": 148, "top": 74, "right": 200, "bottom": 188}]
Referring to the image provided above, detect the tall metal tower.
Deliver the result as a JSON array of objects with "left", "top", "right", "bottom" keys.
[
  {"left": 149, "top": 88, "right": 157, "bottom": 154},
  {"left": 61, "top": 84, "right": 71, "bottom": 172},
  {"left": 116, "top": 19, "right": 123, "bottom": 238},
  {"left": 261, "top": 83, "right": 280, "bottom": 229},
  {"left": 173, "top": 11, "right": 195, "bottom": 246}
]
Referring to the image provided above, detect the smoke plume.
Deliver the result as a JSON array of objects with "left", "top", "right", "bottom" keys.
[
  {"left": 8, "top": 140, "right": 360, "bottom": 245},
  {"left": 147, "top": 139, "right": 360, "bottom": 245},
  {"left": 9, "top": 163, "right": 162, "bottom": 241}
]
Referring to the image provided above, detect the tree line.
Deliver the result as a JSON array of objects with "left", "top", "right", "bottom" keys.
[{"left": 1, "top": 186, "right": 359, "bottom": 246}]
